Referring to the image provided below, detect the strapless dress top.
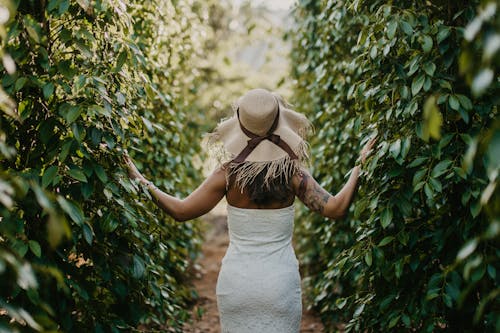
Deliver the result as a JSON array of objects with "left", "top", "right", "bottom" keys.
[{"left": 216, "top": 204, "right": 302, "bottom": 333}]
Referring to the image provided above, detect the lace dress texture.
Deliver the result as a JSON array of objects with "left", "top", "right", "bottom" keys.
[{"left": 216, "top": 204, "right": 302, "bottom": 333}]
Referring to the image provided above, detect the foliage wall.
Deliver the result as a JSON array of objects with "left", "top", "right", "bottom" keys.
[
  {"left": 0, "top": 0, "right": 206, "bottom": 331},
  {"left": 290, "top": 0, "right": 499, "bottom": 332}
]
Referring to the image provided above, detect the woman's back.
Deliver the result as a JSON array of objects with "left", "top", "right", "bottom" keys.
[{"left": 225, "top": 174, "right": 295, "bottom": 209}]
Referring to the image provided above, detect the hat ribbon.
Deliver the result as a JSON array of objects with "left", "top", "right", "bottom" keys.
[{"left": 232, "top": 102, "right": 298, "bottom": 163}]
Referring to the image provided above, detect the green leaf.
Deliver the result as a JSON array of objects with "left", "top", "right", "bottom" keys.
[
  {"left": 412, "top": 169, "right": 427, "bottom": 188},
  {"left": 59, "top": 0, "right": 70, "bottom": 15},
  {"left": 431, "top": 160, "right": 452, "bottom": 178},
  {"left": 397, "top": 231, "right": 409, "bottom": 246},
  {"left": 336, "top": 298, "right": 347, "bottom": 309},
  {"left": 83, "top": 222, "right": 93, "bottom": 245},
  {"left": 57, "top": 60, "right": 74, "bottom": 78},
  {"left": 424, "top": 182, "right": 434, "bottom": 199},
  {"left": 59, "top": 140, "right": 72, "bottom": 162},
  {"left": 24, "top": 16, "right": 42, "bottom": 43},
  {"left": 88, "top": 105, "right": 110, "bottom": 117},
  {"left": 402, "top": 314, "right": 411, "bottom": 327},
  {"left": 411, "top": 74, "right": 425, "bottom": 96},
  {"left": 132, "top": 255, "right": 145, "bottom": 279},
  {"left": 57, "top": 197, "right": 85, "bottom": 226},
  {"left": 390, "top": 139, "right": 401, "bottom": 159},
  {"left": 94, "top": 164, "right": 108, "bottom": 183},
  {"left": 380, "top": 207, "right": 393, "bottom": 228},
  {"left": 12, "top": 241, "right": 29, "bottom": 257},
  {"left": 379, "top": 294, "right": 395, "bottom": 311},
  {"left": 408, "top": 56, "right": 420, "bottom": 76},
  {"left": 400, "top": 85, "right": 409, "bottom": 99},
  {"left": 42, "top": 165, "right": 58, "bottom": 188},
  {"left": 353, "top": 303, "right": 365, "bottom": 317},
  {"left": 365, "top": 251, "right": 372, "bottom": 266},
  {"left": 15, "top": 77, "right": 28, "bottom": 91},
  {"left": 401, "top": 137, "right": 411, "bottom": 159},
  {"left": 103, "top": 187, "right": 113, "bottom": 200},
  {"left": 389, "top": 315, "right": 400, "bottom": 328},
  {"left": 437, "top": 27, "right": 451, "bottom": 43},
  {"left": 439, "top": 133, "right": 454, "bottom": 148},
  {"left": 471, "top": 265, "right": 486, "bottom": 282},
  {"left": 43, "top": 83, "right": 54, "bottom": 100},
  {"left": 387, "top": 20, "right": 397, "bottom": 39},
  {"left": 81, "top": 182, "right": 93, "bottom": 199},
  {"left": 400, "top": 21, "right": 413, "bottom": 35},
  {"left": 66, "top": 106, "right": 81, "bottom": 123},
  {"left": 379, "top": 236, "right": 394, "bottom": 247},
  {"left": 443, "top": 294, "right": 453, "bottom": 308},
  {"left": 456, "top": 94, "right": 472, "bottom": 110},
  {"left": 28, "top": 240, "right": 41, "bottom": 257},
  {"left": 409, "top": 157, "right": 427, "bottom": 168},
  {"left": 449, "top": 95, "right": 460, "bottom": 110},
  {"left": 67, "top": 167, "right": 87, "bottom": 182},
  {"left": 423, "top": 62, "right": 436, "bottom": 76},
  {"left": 115, "top": 51, "right": 128, "bottom": 71},
  {"left": 48, "top": 0, "right": 60, "bottom": 12},
  {"left": 438, "top": 80, "right": 452, "bottom": 91},
  {"left": 457, "top": 108, "right": 468, "bottom": 124},
  {"left": 429, "top": 177, "right": 442, "bottom": 192},
  {"left": 487, "top": 265, "right": 496, "bottom": 279},
  {"left": 423, "top": 76, "right": 432, "bottom": 92},
  {"left": 421, "top": 35, "right": 433, "bottom": 53},
  {"left": 71, "top": 123, "right": 86, "bottom": 142},
  {"left": 470, "top": 201, "right": 481, "bottom": 217}
]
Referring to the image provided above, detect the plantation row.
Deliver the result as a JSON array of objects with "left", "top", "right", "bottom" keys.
[
  {"left": 290, "top": 1, "right": 498, "bottom": 332},
  {"left": 0, "top": 0, "right": 207, "bottom": 331},
  {"left": 0, "top": 0, "right": 498, "bottom": 332}
]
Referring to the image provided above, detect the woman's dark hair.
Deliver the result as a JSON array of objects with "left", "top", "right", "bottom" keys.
[{"left": 228, "top": 164, "right": 294, "bottom": 205}]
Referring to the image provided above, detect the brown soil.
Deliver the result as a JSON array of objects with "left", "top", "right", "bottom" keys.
[{"left": 183, "top": 212, "right": 325, "bottom": 333}]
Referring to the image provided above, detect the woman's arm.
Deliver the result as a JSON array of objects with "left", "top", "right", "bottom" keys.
[
  {"left": 124, "top": 156, "right": 226, "bottom": 222},
  {"left": 292, "top": 137, "right": 376, "bottom": 219},
  {"left": 292, "top": 167, "right": 359, "bottom": 219}
]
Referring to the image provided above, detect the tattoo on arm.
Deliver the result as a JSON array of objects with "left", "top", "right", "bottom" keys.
[{"left": 297, "top": 172, "right": 331, "bottom": 214}]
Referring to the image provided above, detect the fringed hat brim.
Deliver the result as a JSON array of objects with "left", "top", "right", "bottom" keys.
[
  {"left": 204, "top": 90, "right": 313, "bottom": 191},
  {"left": 224, "top": 140, "right": 309, "bottom": 192}
]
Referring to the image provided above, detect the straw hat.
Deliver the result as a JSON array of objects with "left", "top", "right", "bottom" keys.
[{"left": 207, "top": 88, "right": 312, "bottom": 190}]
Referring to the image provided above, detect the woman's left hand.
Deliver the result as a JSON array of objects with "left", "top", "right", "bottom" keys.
[
  {"left": 123, "top": 152, "right": 146, "bottom": 183},
  {"left": 359, "top": 136, "right": 377, "bottom": 165}
]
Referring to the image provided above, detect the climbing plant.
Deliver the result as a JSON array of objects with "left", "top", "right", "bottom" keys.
[
  {"left": 0, "top": 0, "right": 206, "bottom": 331},
  {"left": 291, "top": 0, "right": 498, "bottom": 332}
]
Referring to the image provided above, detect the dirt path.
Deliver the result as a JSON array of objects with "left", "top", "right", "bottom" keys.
[{"left": 183, "top": 212, "right": 325, "bottom": 333}]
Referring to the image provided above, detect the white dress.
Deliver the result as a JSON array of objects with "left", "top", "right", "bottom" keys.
[{"left": 216, "top": 204, "right": 302, "bottom": 333}]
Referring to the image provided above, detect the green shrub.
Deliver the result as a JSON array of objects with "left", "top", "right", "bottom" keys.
[
  {"left": 290, "top": 1, "right": 498, "bottom": 331},
  {"left": 0, "top": 0, "right": 205, "bottom": 331}
]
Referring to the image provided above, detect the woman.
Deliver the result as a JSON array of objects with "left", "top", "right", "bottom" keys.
[{"left": 125, "top": 88, "right": 376, "bottom": 332}]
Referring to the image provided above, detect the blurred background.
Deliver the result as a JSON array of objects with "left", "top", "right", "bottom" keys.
[{"left": 192, "top": 0, "right": 295, "bottom": 132}]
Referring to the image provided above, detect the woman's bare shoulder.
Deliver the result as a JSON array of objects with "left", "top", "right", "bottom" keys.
[
  {"left": 206, "top": 165, "right": 227, "bottom": 189},
  {"left": 291, "top": 167, "right": 332, "bottom": 215},
  {"left": 291, "top": 167, "right": 310, "bottom": 191}
]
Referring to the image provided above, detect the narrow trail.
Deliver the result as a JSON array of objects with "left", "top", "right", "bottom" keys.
[{"left": 183, "top": 210, "right": 325, "bottom": 333}]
